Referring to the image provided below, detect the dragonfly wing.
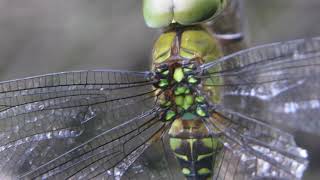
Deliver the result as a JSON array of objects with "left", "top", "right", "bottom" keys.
[
  {"left": 206, "top": 111, "right": 308, "bottom": 180},
  {"left": 212, "top": 145, "right": 247, "bottom": 180},
  {"left": 122, "top": 135, "right": 183, "bottom": 180},
  {"left": 0, "top": 70, "right": 159, "bottom": 178},
  {"left": 22, "top": 108, "right": 165, "bottom": 179},
  {"left": 200, "top": 37, "right": 320, "bottom": 134}
]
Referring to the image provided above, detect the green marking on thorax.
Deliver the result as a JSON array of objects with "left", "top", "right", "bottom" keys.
[
  {"left": 201, "top": 137, "right": 219, "bottom": 149},
  {"left": 173, "top": 67, "right": 184, "bottom": 82},
  {"left": 195, "top": 96, "right": 205, "bottom": 103},
  {"left": 174, "top": 86, "right": 188, "bottom": 95},
  {"left": 165, "top": 110, "right": 176, "bottom": 121},
  {"left": 187, "top": 75, "right": 198, "bottom": 84},
  {"left": 152, "top": 31, "right": 176, "bottom": 63},
  {"left": 175, "top": 96, "right": 184, "bottom": 106},
  {"left": 175, "top": 95, "right": 194, "bottom": 110},
  {"left": 175, "top": 153, "right": 189, "bottom": 161},
  {"left": 197, "top": 153, "right": 213, "bottom": 161},
  {"left": 152, "top": 25, "right": 223, "bottom": 64},
  {"left": 196, "top": 106, "right": 207, "bottom": 117},
  {"left": 182, "top": 168, "right": 191, "bottom": 175},
  {"left": 158, "top": 79, "right": 169, "bottom": 88},
  {"left": 162, "top": 69, "right": 169, "bottom": 76},
  {"left": 169, "top": 138, "right": 182, "bottom": 151},
  {"left": 180, "top": 26, "right": 222, "bottom": 62},
  {"left": 197, "top": 168, "right": 211, "bottom": 175},
  {"left": 183, "top": 95, "right": 194, "bottom": 110}
]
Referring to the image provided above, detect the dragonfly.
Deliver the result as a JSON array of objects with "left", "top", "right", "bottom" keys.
[{"left": 0, "top": 0, "right": 320, "bottom": 179}]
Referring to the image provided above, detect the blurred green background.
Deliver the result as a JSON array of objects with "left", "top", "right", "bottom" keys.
[{"left": 0, "top": 0, "right": 319, "bottom": 179}]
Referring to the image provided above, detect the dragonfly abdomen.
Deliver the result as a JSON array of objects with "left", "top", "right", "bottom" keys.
[{"left": 168, "top": 119, "right": 223, "bottom": 180}]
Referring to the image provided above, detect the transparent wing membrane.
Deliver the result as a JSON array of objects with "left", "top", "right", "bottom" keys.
[
  {"left": 206, "top": 110, "right": 308, "bottom": 180},
  {"left": 0, "top": 70, "right": 163, "bottom": 179},
  {"left": 23, "top": 109, "right": 163, "bottom": 179},
  {"left": 122, "top": 136, "right": 183, "bottom": 180},
  {"left": 200, "top": 37, "right": 320, "bottom": 135}
]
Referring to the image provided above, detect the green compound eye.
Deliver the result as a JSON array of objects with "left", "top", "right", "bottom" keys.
[{"left": 143, "top": 0, "right": 227, "bottom": 28}]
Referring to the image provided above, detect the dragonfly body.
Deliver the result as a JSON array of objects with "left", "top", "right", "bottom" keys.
[{"left": 152, "top": 25, "right": 223, "bottom": 179}]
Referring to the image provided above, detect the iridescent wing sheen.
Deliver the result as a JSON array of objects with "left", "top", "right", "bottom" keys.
[
  {"left": 199, "top": 37, "right": 320, "bottom": 135},
  {"left": 206, "top": 111, "right": 308, "bottom": 180},
  {"left": 0, "top": 70, "right": 165, "bottom": 179},
  {"left": 122, "top": 137, "right": 183, "bottom": 180}
]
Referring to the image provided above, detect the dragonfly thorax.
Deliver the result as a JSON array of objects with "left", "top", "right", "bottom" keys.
[{"left": 154, "top": 62, "right": 209, "bottom": 122}]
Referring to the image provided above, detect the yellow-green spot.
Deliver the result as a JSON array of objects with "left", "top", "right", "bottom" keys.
[
  {"left": 165, "top": 110, "right": 176, "bottom": 121},
  {"left": 183, "top": 68, "right": 192, "bottom": 73},
  {"left": 175, "top": 96, "right": 184, "bottom": 106},
  {"left": 195, "top": 96, "right": 205, "bottom": 103},
  {"left": 184, "top": 88, "right": 191, "bottom": 94},
  {"left": 158, "top": 79, "right": 169, "bottom": 88},
  {"left": 182, "top": 168, "right": 191, "bottom": 175},
  {"left": 197, "top": 153, "right": 213, "bottom": 161},
  {"left": 187, "top": 76, "right": 198, "bottom": 84},
  {"left": 183, "top": 95, "right": 194, "bottom": 110},
  {"left": 174, "top": 153, "right": 189, "bottom": 161},
  {"left": 197, "top": 168, "right": 211, "bottom": 175},
  {"left": 169, "top": 138, "right": 182, "bottom": 151},
  {"left": 161, "top": 70, "right": 169, "bottom": 76},
  {"left": 201, "top": 137, "right": 222, "bottom": 150},
  {"left": 173, "top": 67, "right": 184, "bottom": 82},
  {"left": 201, "top": 138, "right": 214, "bottom": 148},
  {"left": 196, "top": 106, "right": 207, "bottom": 117},
  {"left": 174, "top": 86, "right": 188, "bottom": 95}
]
